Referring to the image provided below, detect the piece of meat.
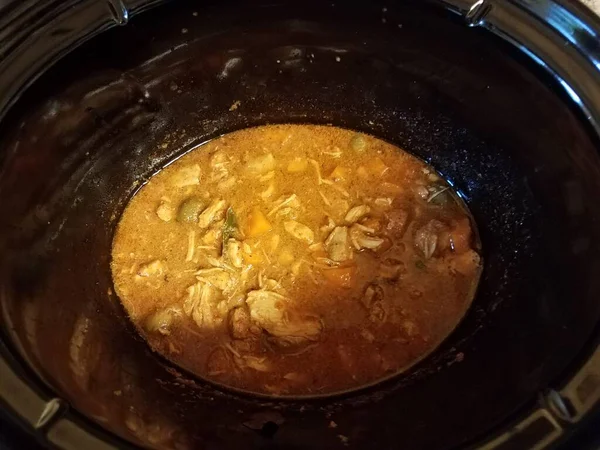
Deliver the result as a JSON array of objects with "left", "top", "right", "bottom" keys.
[
  {"left": 156, "top": 201, "right": 174, "bottom": 222},
  {"left": 268, "top": 194, "right": 300, "bottom": 217},
  {"left": 325, "top": 226, "right": 353, "bottom": 262},
  {"left": 284, "top": 220, "right": 314, "bottom": 244},
  {"left": 228, "top": 306, "right": 259, "bottom": 339},
  {"left": 145, "top": 307, "right": 182, "bottom": 335},
  {"left": 349, "top": 224, "right": 385, "bottom": 251},
  {"left": 225, "top": 239, "right": 243, "bottom": 268},
  {"left": 234, "top": 355, "right": 270, "bottom": 372},
  {"left": 246, "top": 153, "right": 275, "bottom": 175},
  {"left": 344, "top": 205, "right": 370, "bottom": 224},
  {"left": 172, "top": 164, "right": 201, "bottom": 187},
  {"left": 198, "top": 199, "right": 227, "bottom": 229},
  {"left": 414, "top": 219, "right": 447, "bottom": 259},
  {"left": 137, "top": 260, "right": 164, "bottom": 277},
  {"left": 246, "top": 290, "right": 322, "bottom": 346},
  {"left": 195, "top": 268, "right": 232, "bottom": 291},
  {"left": 362, "top": 284, "right": 387, "bottom": 323},
  {"left": 385, "top": 209, "right": 409, "bottom": 239},
  {"left": 183, "top": 282, "right": 222, "bottom": 329}
]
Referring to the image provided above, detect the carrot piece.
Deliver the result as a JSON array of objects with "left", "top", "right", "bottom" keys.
[
  {"left": 243, "top": 248, "right": 263, "bottom": 265},
  {"left": 246, "top": 208, "right": 272, "bottom": 237},
  {"left": 287, "top": 158, "right": 308, "bottom": 173},
  {"left": 356, "top": 166, "right": 368, "bottom": 179},
  {"left": 330, "top": 166, "right": 350, "bottom": 182},
  {"left": 366, "top": 157, "right": 389, "bottom": 177}
]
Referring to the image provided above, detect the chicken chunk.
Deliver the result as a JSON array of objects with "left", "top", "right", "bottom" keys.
[
  {"left": 385, "top": 209, "right": 409, "bottom": 239},
  {"left": 284, "top": 221, "right": 314, "bottom": 244},
  {"left": 234, "top": 355, "right": 271, "bottom": 372},
  {"left": 198, "top": 199, "right": 227, "bottom": 229},
  {"left": 225, "top": 239, "right": 244, "bottom": 268},
  {"left": 349, "top": 225, "right": 385, "bottom": 251},
  {"left": 156, "top": 201, "right": 174, "bottom": 222},
  {"left": 145, "top": 307, "right": 182, "bottom": 335},
  {"left": 228, "top": 306, "right": 259, "bottom": 339},
  {"left": 172, "top": 164, "right": 201, "bottom": 187},
  {"left": 268, "top": 194, "right": 300, "bottom": 217},
  {"left": 246, "top": 153, "right": 275, "bottom": 175},
  {"left": 183, "top": 282, "right": 222, "bottom": 329},
  {"left": 195, "top": 268, "right": 233, "bottom": 291},
  {"left": 345, "top": 205, "right": 370, "bottom": 224},
  {"left": 325, "top": 226, "right": 353, "bottom": 262},
  {"left": 137, "top": 260, "right": 164, "bottom": 277},
  {"left": 246, "top": 290, "right": 322, "bottom": 347},
  {"left": 210, "top": 152, "right": 229, "bottom": 182}
]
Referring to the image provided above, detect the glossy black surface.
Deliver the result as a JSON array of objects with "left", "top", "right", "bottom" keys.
[{"left": 0, "top": 1, "right": 599, "bottom": 449}]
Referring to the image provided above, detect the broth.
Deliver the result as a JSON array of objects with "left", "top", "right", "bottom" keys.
[{"left": 111, "top": 124, "right": 481, "bottom": 396}]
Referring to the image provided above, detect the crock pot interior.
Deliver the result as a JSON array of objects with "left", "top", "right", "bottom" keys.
[{"left": 1, "top": 1, "right": 599, "bottom": 448}]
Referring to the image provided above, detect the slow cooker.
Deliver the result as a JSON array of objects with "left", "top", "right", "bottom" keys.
[{"left": 1, "top": 0, "right": 600, "bottom": 448}]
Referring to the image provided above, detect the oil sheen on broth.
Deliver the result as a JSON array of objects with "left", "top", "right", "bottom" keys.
[{"left": 111, "top": 124, "right": 482, "bottom": 396}]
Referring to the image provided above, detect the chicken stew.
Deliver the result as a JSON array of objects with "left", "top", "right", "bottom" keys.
[{"left": 111, "top": 124, "right": 482, "bottom": 396}]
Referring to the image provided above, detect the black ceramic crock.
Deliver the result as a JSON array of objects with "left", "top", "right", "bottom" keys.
[{"left": 1, "top": 0, "right": 600, "bottom": 449}]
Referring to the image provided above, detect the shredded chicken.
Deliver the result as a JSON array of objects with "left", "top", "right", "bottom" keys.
[
  {"left": 218, "top": 177, "right": 236, "bottom": 191},
  {"left": 310, "top": 159, "right": 325, "bottom": 185},
  {"left": 246, "top": 290, "right": 322, "bottom": 347},
  {"left": 195, "top": 268, "right": 233, "bottom": 291},
  {"left": 329, "top": 182, "right": 350, "bottom": 198},
  {"left": 210, "top": 152, "right": 229, "bottom": 182},
  {"left": 319, "top": 191, "right": 332, "bottom": 206},
  {"left": 284, "top": 220, "right": 314, "bottom": 244},
  {"left": 156, "top": 201, "right": 174, "bottom": 222},
  {"left": 201, "top": 221, "right": 224, "bottom": 250},
  {"left": 373, "top": 197, "right": 393, "bottom": 209},
  {"left": 137, "top": 260, "right": 164, "bottom": 277},
  {"left": 345, "top": 205, "right": 370, "bottom": 223},
  {"left": 172, "top": 164, "right": 201, "bottom": 187},
  {"left": 145, "top": 307, "right": 182, "bottom": 335},
  {"left": 185, "top": 230, "right": 196, "bottom": 262},
  {"left": 320, "top": 216, "right": 336, "bottom": 235},
  {"left": 234, "top": 355, "right": 271, "bottom": 372},
  {"left": 325, "top": 226, "right": 353, "bottom": 262},
  {"left": 225, "top": 239, "right": 243, "bottom": 268},
  {"left": 268, "top": 194, "right": 300, "bottom": 217},
  {"left": 275, "top": 207, "right": 298, "bottom": 220},
  {"left": 198, "top": 199, "right": 227, "bottom": 229},
  {"left": 246, "top": 153, "right": 275, "bottom": 174},
  {"left": 183, "top": 282, "right": 222, "bottom": 329},
  {"left": 349, "top": 225, "right": 385, "bottom": 251},
  {"left": 229, "top": 306, "right": 258, "bottom": 339},
  {"left": 260, "top": 182, "right": 275, "bottom": 199}
]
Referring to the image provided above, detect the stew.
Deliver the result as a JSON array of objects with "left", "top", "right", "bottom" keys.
[{"left": 111, "top": 124, "right": 482, "bottom": 396}]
